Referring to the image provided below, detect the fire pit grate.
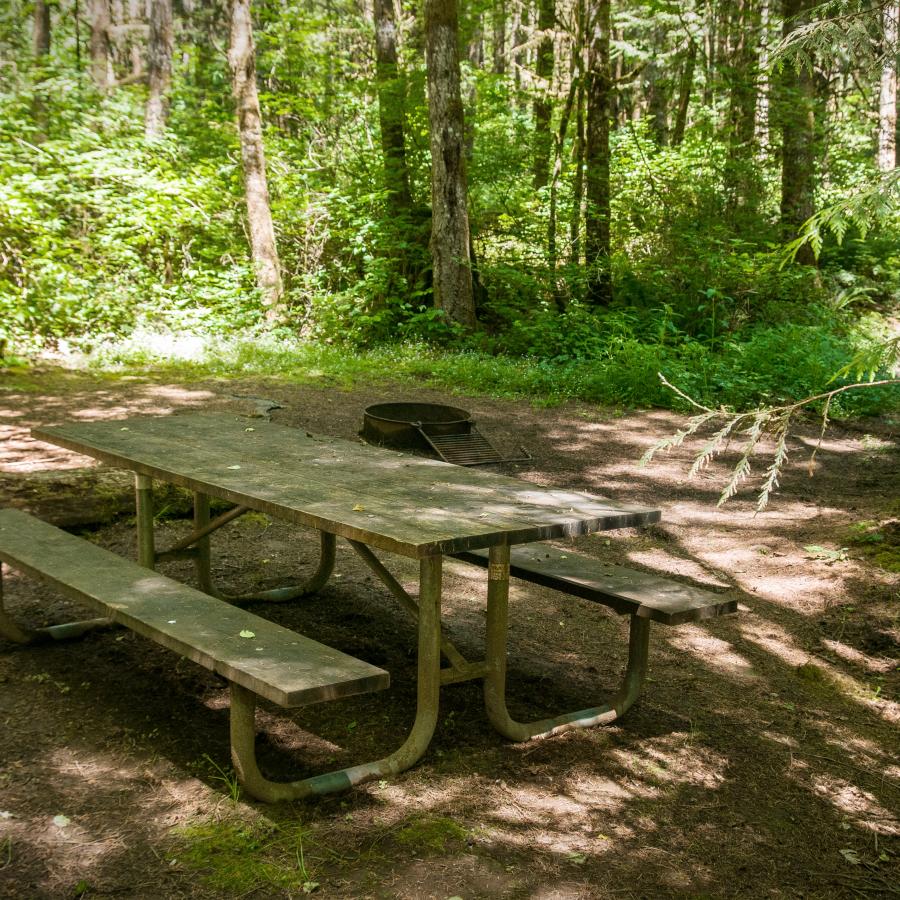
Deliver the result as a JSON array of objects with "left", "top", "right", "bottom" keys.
[{"left": 361, "top": 402, "right": 531, "bottom": 467}]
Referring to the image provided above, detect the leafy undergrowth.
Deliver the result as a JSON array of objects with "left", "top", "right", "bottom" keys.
[{"left": 29, "top": 322, "right": 900, "bottom": 418}]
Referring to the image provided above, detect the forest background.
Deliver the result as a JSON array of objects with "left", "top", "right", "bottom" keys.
[{"left": 0, "top": 0, "right": 898, "bottom": 428}]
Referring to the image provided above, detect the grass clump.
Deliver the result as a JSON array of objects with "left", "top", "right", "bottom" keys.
[
  {"left": 172, "top": 818, "right": 319, "bottom": 895},
  {"left": 394, "top": 816, "right": 468, "bottom": 853}
]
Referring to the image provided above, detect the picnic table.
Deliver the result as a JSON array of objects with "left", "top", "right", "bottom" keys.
[{"left": 0, "top": 412, "right": 733, "bottom": 802}]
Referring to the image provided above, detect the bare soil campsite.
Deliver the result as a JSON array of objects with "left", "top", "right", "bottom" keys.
[{"left": 1, "top": 368, "right": 897, "bottom": 899}]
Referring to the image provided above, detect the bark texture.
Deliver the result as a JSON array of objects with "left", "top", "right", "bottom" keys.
[
  {"left": 778, "top": 0, "right": 816, "bottom": 264},
  {"left": 725, "top": 0, "right": 760, "bottom": 209},
  {"left": 532, "top": 0, "right": 555, "bottom": 188},
  {"left": 492, "top": 0, "right": 506, "bottom": 74},
  {"left": 585, "top": 0, "right": 612, "bottom": 305},
  {"left": 671, "top": 41, "right": 696, "bottom": 146},
  {"left": 228, "top": 0, "right": 285, "bottom": 320},
  {"left": 879, "top": 2, "right": 899, "bottom": 171},
  {"left": 90, "top": 0, "right": 113, "bottom": 88},
  {"left": 145, "top": 0, "right": 174, "bottom": 139},
  {"left": 33, "top": 0, "right": 51, "bottom": 57},
  {"left": 374, "top": 0, "right": 412, "bottom": 211},
  {"left": 425, "top": 0, "right": 475, "bottom": 329}
]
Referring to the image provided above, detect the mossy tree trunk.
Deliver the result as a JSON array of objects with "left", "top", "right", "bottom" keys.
[
  {"left": 228, "top": 0, "right": 286, "bottom": 322},
  {"left": 777, "top": 0, "right": 817, "bottom": 265},
  {"left": 425, "top": 0, "right": 476, "bottom": 329},
  {"left": 374, "top": 0, "right": 413, "bottom": 213},
  {"left": 584, "top": 0, "right": 612, "bottom": 306}
]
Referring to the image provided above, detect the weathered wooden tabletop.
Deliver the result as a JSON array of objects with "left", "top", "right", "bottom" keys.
[{"left": 34, "top": 413, "right": 661, "bottom": 558}]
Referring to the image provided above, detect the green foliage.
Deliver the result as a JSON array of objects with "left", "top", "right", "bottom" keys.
[
  {"left": 0, "top": 0, "right": 896, "bottom": 430},
  {"left": 0, "top": 77, "right": 263, "bottom": 349},
  {"left": 173, "top": 818, "right": 319, "bottom": 894}
]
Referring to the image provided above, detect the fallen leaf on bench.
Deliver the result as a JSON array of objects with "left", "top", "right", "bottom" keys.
[
  {"left": 353, "top": 504, "right": 365, "bottom": 511},
  {"left": 239, "top": 630, "right": 255, "bottom": 638}
]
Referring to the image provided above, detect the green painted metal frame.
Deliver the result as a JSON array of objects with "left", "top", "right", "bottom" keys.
[
  {"left": 134, "top": 475, "right": 654, "bottom": 798},
  {"left": 0, "top": 564, "right": 114, "bottom": 645},
  {"left": 1, "top": 471, "right": 653, "bottom": 802},
  {"left": 230, "top": 556, "right": 444, "bottom": 801},
  {"left": 135, "top": 476, "right": 336, "bottom": 603}
]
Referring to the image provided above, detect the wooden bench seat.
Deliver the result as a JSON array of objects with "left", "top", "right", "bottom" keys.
[
  {"left": 453, "top": 543, "right": 737, "bottom": 626},
  {"left": 0, "top": 507, "right": 389, "bottom": 708}
]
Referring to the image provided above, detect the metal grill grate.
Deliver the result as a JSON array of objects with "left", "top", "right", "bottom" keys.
[{"left": 420, "top": 427, "right": 504, "bottom": 466}]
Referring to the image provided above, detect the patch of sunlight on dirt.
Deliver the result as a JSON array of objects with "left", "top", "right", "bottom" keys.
[
  {"left": 609, "top": 738, "right": 729, "bottom": 791},
  {"left": 802, "top": 768, "right": 900, "bottom": 835},
  {"left": 740, "top": 618, "right": 811, "bottom": 667},
  {"left": 740, "top": 617, "right": 900, "bottom": 722},
  {"left": 821, "top": 639, "right": 897, "bottom": 674},
  {"left": 761, "top": 731, "right": 800, "bottom": 749},
  {"left": 624, "top": 549, "right": 730, "bottom": 587},
  {"left": 666, "top": 625, "right": 760, "bottom": 681}
]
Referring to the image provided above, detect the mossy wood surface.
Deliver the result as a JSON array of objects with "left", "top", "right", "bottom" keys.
[
  {"left": 34, "top": 414, "right": 661, "bottom": 558},
  {"left": 0, "top": 508, "right": 389, "bottom": 707}
]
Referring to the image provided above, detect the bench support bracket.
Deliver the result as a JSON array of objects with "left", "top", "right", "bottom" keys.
[
  {"left": 230, "top": 556, "right": 443, "bottom": 802},
  {"left": 483, "top": 543, "right": 651, "bottom": 741},
  {"left": 0, "top": 565, "right": 114, "bottom": 645}
]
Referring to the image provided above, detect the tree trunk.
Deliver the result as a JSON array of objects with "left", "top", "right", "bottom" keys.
[
  {"left": 671, "top": 41, "right": 696, "bottom": 146},
  {"left": 465, "top": 11, "right": 483, "bottom": 162},
  {"left": 548, "top": 77, "right": 577, "bottom": 304},
  {"left": 425, "top": 0, "right": 476, "bottom": 329},
  {"left": 532, "top": 0, "right": 555, "bottom": 188},
  {"left": 32, "top": 0, "right": 51, "bottom": 141},
  {"left": 228, "top": 0, "right": 286, "bottom": 321},
  {"left": 778, "top": 0, "right": 816, "bottom": 264},
  {"left": 878, "top": 2, "right": 899, "bottom": 171},
  {"left": 33, "top": 0, "right": 51, "bottom": 57},
  {"left": 756, "top": 0, "right": 771, "bottom": 148},
  {"left": 645, "top": 59, "right": 669, "bottom": 145},
  {"left": 569, "top": 77, "right": 585, "bottom": 265},
  {"left": 145, "top": 0, "right": 173, "bottom": 139},
  {"left": 492, "top": 0, "right": 506, "bottom": 74},
  {"left": 90, "top": 0, "right": 113, "bottom": 88},
  {"left": 725, "top": 0, "right": 760, "bottom": 211},
  {"left": 584, "top": 0, "right": 612, "bottom": 306},
  {"left": 374, "top": 0, "right": 413, "bottom": 211}
]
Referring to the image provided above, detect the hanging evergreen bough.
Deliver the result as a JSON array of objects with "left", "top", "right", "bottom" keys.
[{"left": 641, "top": 367, "right": 900, "bottom": 512}]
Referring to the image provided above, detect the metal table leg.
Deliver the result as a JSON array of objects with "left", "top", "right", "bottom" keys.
[
  {"left": 483, "top": 543, "right": 651, "bottom": 742},
  {"left": 151, "top": 489, "right": 336, "bottom": 603},
  {"left": 229, "top": 555, "right": 443, "bottom": 802}
]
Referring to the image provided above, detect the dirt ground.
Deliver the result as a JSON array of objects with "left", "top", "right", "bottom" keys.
[{"left": 0, "top": 367, "right": 898, "bottom": 899}]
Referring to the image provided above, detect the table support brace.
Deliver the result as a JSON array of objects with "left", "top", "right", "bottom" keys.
[
  {"left": 483, "top": 543, "right": 651, "bottom": 741},
  {"left": 229, "top": 556, "right": 443, "bottom": 802},
  {"left": 346, "top": 540, "right": 471, "bottom": 671}
]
